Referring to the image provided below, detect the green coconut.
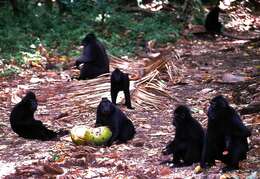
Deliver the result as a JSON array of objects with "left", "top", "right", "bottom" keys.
[
  {"left": 70, "top": 125, "right": 89, "bottom": 145},
  {"left": 70, "top": 126, "right": 112, "bottom": 146},
  {"left": 85, "top": 126, "right": 112, "bottom": 146}
]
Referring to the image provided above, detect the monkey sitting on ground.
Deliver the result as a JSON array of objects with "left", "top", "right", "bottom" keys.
[
  {"left": 200, "top": 95, "right": 251, "bottom": 172},
  {"left": 162, "top": 105, "right": 204, "bottom": 167},
  {"left": 75, "top": 33, "right": 109, "bottom": 80},
  {"left": 205, "top": 6, "right": 222, "bottom": 34},
  {"left": 10, "top": 91, "right": 68, "bottom": 141},
  {"left": 95, "top": 98, "right": 136, "bottom": 146},
  {"left": 111, "top": 68, "right": 134, "bottom": 109},
  {"left": 204, "top": 6, "right": 260, "bottom": 40}
]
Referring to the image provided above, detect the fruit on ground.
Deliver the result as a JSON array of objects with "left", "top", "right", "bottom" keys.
[{"left": 70, "top": 125, "right": 112, "bottom": 146}]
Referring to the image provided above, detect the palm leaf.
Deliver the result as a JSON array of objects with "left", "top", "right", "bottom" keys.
[{"left": 67, "top": 51, "right": 182, "bottom": 109}]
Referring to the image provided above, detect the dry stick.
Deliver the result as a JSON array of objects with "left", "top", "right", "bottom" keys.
[
  {"left": 165, "top": 63, "right": 174, "bottom": 82},
  {"left": 201, "top": 119, "right": 208, "bottom": 127},
  {"left": 145, "top": 86, "right": 174, "bottom": 100},
  {"left": 133, "top": 53, "right": 182, "bottom": 106},
  {"left": 137, "top": 89, "right": 167, "bottom": 109},
  {"left": 245, "top": 123, "right": 260, "bottom": 126},
  {"left": 144, "top": 70, "right": 160, "bottom": 88}
]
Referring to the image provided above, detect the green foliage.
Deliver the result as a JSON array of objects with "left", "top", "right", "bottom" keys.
[
  {"left": 100, "top": 8, "right": 182, "bottom": 56},
  {"left": 191, "top": 0, "right": 205, "bottom": 25},
  {"left": 0, "top": 66, "right": 20, "bottom": 77},
  {"left": 133, "top": 13, "right": 181, "bottom": 43},
  {"left": 0, "top": 0, "right": 191, "bottom": 75}
]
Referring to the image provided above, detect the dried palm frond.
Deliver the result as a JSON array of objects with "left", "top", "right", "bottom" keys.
[{"left": 66, "top": 50, "right": 183, "bottom": 110}]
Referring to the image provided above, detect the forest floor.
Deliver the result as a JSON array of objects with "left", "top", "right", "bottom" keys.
[{"left": 0, "top": 36, "right": 259, "bottom": 178}]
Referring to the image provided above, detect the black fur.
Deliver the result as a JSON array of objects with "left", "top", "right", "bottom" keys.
[
  {"left": 111, "top": 68, "right": 134, "bottom": 109},
  {"left": 75, "top": 33, "right": 109, "bottom": 80},
  {"left": 200, "top": 95, "right": 251, "bottom": 172},
  {"left": 205, "top": 6, "right": 222, "bottom": 34},
  {"left": 10, "top": 91, "right": 68, "bottom": 141},
  {"left": 95, "top": 98, "right": 135, "bottom": 146},
  {"left": 162, "top": 105, "right": 204, "bottom": 167}
]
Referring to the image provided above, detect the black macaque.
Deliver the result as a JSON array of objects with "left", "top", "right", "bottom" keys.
[
  {"left": 95, "top": 97, "right": 136, "bottom": 146},
  {"left": 111, "top": 68, "right": 134, "bottom": 109},
  {"left": 204, "top": 6, "right": 260, "bottom": 40},
  {"left": 205, "top": 6, "right": 222, "bottom": 34},
  {"left": 10, "top": 91, "right": 68, "bottom": 141},
  {"left": 162, "top": 105, "right": 204, "bottom": 167},
  {"left": 75, "top": 33, "right": 109, "bottom": 80},
  {"left": 200, "top": 95, "right": 251, "bottom": 172}
]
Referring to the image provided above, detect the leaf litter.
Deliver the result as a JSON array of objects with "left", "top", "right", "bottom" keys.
[{"left": 0, "top": 36, "right": 259, "bottom": 178}]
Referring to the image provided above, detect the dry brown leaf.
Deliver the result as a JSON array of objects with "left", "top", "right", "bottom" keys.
[{"left": 159, "top": 167, "right": 172, "bottom": 176}]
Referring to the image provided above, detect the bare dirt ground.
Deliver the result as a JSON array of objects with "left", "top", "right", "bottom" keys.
[{"left": 0, "top": 36, "right": 259, "bottom": 178}]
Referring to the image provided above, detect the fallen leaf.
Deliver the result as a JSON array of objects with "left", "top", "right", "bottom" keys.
[
  {"left": 159, "top": 167, "right": 172, "bottom": 176},
  {"left": 43, "top": 163, "right": 64, "bottom": 175}
]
